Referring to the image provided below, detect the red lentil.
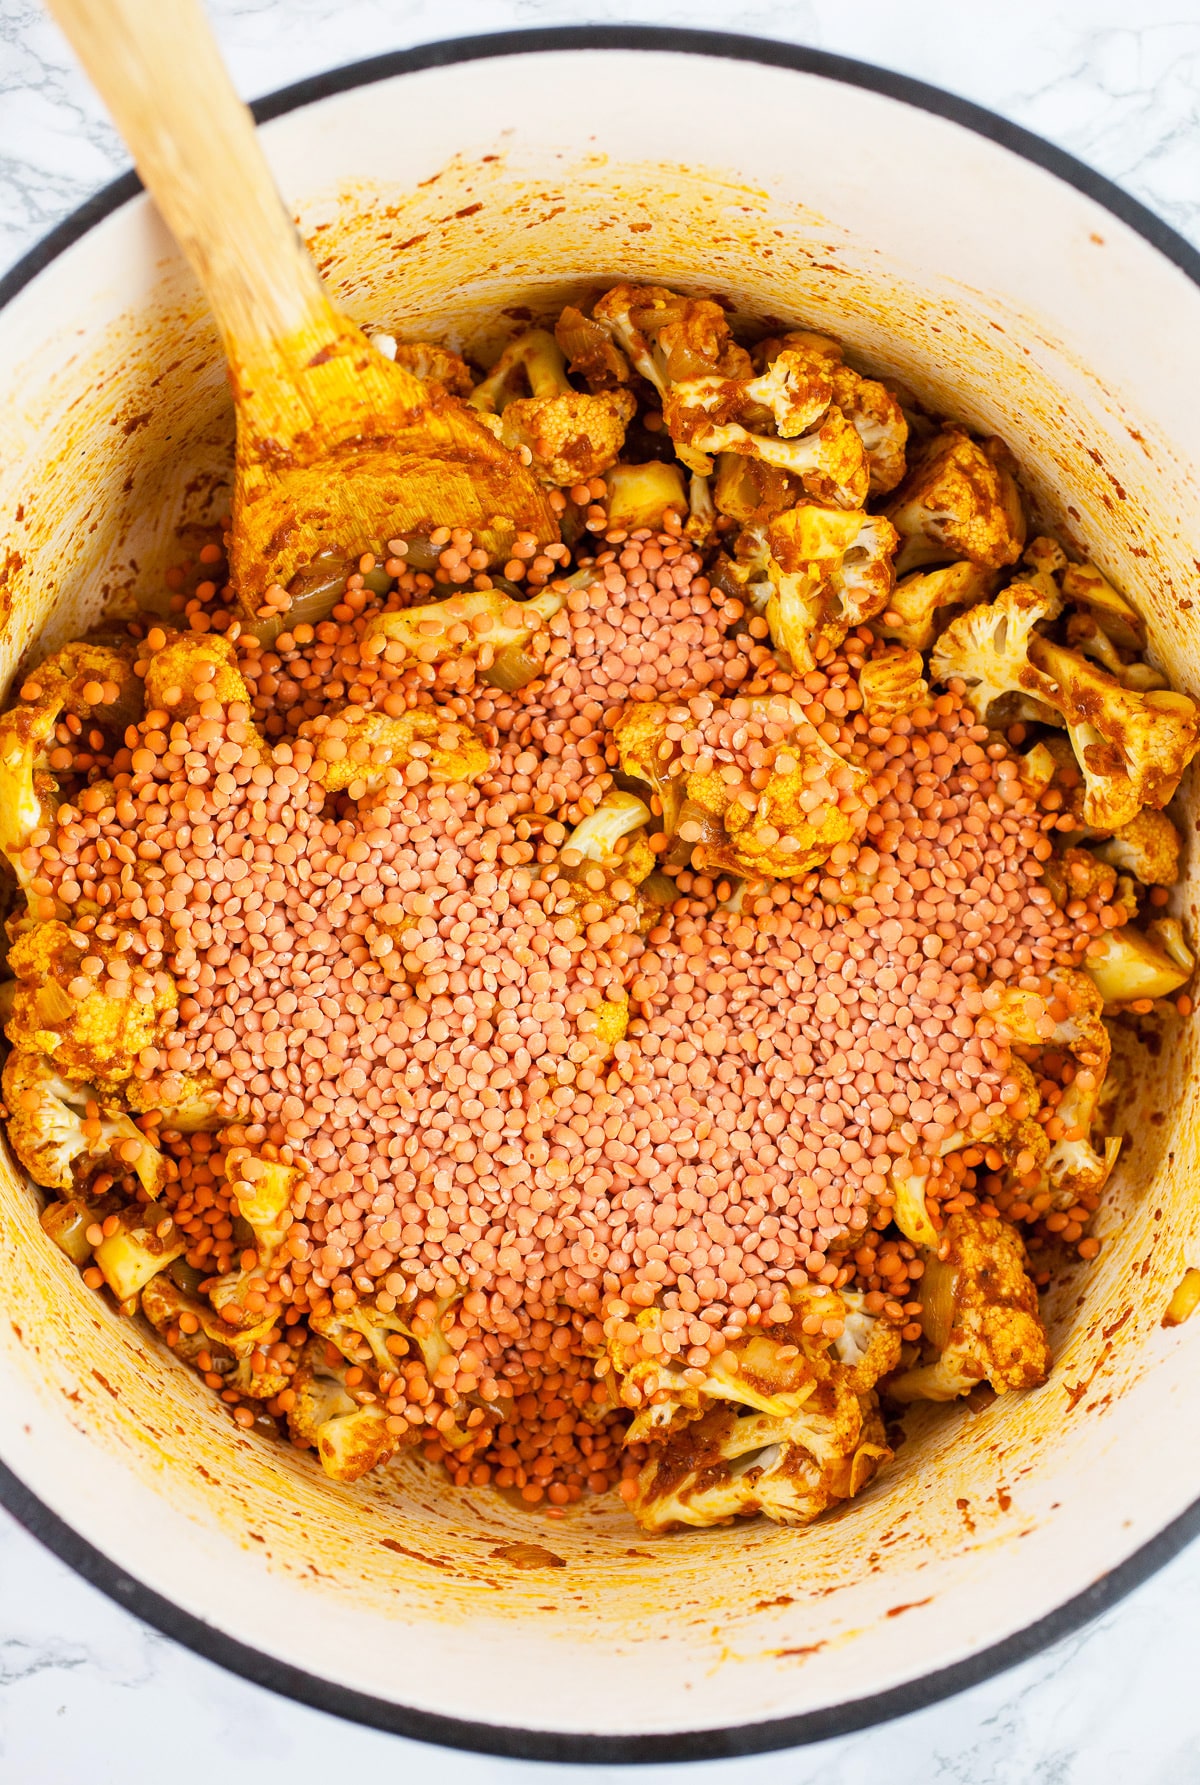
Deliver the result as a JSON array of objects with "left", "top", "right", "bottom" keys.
[{"left": 22, "top": 506, "right": 1128, "bottom": 1500}]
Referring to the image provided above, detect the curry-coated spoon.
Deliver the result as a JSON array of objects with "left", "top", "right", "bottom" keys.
[{"left": 46, "top": 0, "right": 560, "bottom": 616}]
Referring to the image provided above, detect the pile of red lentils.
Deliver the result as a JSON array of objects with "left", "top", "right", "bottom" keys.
[{"left": 17, "top": 499, "right": 1126, "bottom": 1507}]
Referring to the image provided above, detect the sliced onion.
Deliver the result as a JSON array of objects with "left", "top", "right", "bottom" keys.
[
  {"left": 390, "top": 534, "right": 441, "bottom": 572},
  {"left": 639, "top": 871, "right": 678, "bottom": 908},
  {"left": 168, "top": 1256, "right": 206, "bottom": 1297},
  {"left": 482, "top": 643, "right": 543, "bottom": 692},
  {"left": 246, "top": 556, "right": 350, "bottom": 648},
  {"left": 40, "top": 1199, "right": 94, "bottom": 1266},
  {"left": 555, "top": 307, "right": 629, "bottom": 384},
  {"left": 919, "top": 1253, "right": 959, "bottom": 1354}
]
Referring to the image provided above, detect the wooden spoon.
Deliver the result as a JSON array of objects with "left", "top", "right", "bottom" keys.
[{"left": 46, "top": 0, "right": 560, "bottom": 616}]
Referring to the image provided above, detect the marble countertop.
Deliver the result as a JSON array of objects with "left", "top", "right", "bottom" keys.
[{"left": 2, "top": 0, "right": 1199, "bottom": 1779}]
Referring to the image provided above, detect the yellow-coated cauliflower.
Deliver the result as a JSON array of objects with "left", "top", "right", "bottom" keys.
[
  {"left": 1025, "top": 634, "right": 1200, "bottom": 831},
  {"left": 591, "top": 283, "right": 870, "bottom": 504},
  {"left": 470, "top": 329, "right": 636, "bottom": 485},
  {"left": 142, "top": 629, "right": 259, "bottom": 722},
  {"left": 367, "top": 334, "right": 475, "bottom": 397},
  {"left": 614, "top": 696, "right": 868, "bottom": 881},
  {"left": 888, "top": 1209, "right": 1051, "bottom": 1402},
  {"left": 886, "top": 427, "right": 1026, "bottom": 575},
  {"left": 6, "top": 921, "right": 176, "bottom": 1091},
  {"left": 930, "top": 583, "right": 1200, "bottom": 830},
  {"left": 735, "top": 503, "right": 898, "bottom": 672},
  {"left": 875, "top": 561, "right": 998, "bottom": 652},
  {"left": 361, "top": 584, "right": 565, "bottom": 671},
  {"left": 2, "top": 1049, "right": 165, "bottom": 1197},
  {"left": 624, "top": 1288, "right": 899, "bottom": 1531},
  {"left": 755, "top": 330, "right": 909, "bottom": 494},
  {"left": 1093, "top": 810, "right": 1181, "bottom": 886},
  {"left": 553, "top": 791, "right": 656, "bottom": 923},
  {"left": 0, "top": 640, "right": 140, "bottom": 888},
  {"left": 301, "top": 706, "right": 489, "bottom": 795},
  {"left": 858, "top": 647, "right": 930, "bottom": 717},
  {"left": 141, "top": 1273, "right": 290, "bottom": 1399},
  {"left": 287, "top": 1336, "right": 405, "bottom": 1483}
]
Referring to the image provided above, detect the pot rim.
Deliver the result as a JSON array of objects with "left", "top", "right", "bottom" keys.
[{"left": 1, "top": 23, "right": 1198, "bottom": 1763}]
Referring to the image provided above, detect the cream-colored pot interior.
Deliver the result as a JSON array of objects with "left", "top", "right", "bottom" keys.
[{"left": 1, "top": 42, "right": 1199, "bottom": 1752}]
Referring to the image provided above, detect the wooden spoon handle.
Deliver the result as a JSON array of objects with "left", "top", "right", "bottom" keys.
[{"left": 46, "top": 0, "right": 337, "bottom": 360}]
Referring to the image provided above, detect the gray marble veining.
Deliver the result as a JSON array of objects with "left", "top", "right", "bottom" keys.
[{"left": 1, "top": 1, "right": 1199, "bottom": 1780}]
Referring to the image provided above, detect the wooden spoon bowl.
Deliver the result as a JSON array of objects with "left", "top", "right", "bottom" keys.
[{"left": 47, "top": 0, "right": 560, "bottom": 617}]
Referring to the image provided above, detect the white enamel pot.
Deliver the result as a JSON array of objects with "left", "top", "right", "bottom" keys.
[{"left": 1, "top": 27, "right": 1199, "bottom": 1762}]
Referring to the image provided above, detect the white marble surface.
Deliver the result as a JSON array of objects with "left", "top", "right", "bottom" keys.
[{"left": 2, "top": 0, "right": 1200, "bottom": 1779}]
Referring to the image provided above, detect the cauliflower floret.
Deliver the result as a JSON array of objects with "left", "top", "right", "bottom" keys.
[
  {"left": 287, "top": 1337, "right": 402, "bottom": 1483},
  {"left": 0, "top": 640, "right": 140, "bottom": 887},
  {"left": 886, "top": 427, "right": 1026, "bottom": 575},
  {"left": 1013, "top": 541, "right": 1165, "bottom": 693},
  {"left": 142, "top": 631, "right": 258, "bottom": 722},
  {"left": 1024, "top": 635, "right": 1200, "bottom": 831},
  {"left": 989, "top": 966, "right": 1109, "bottom": 1063},
  {"left": 310, "top": 1299, "right": 415, "bottom": 1377},
  {"left": 888, "top": 1209, "right": 1050, "bottom": 1402},
  {"left": 366, "top": 333, "right": 474, "bottom": 396},
  {"left": 221, "top": 1148, "right": 302, "bottom": 1264},
  {"left": 308, "top": 1294, "right": 481, "bottom": 1450},
  {"left": 858, "top": 647, "right": 929, "bottom": 717},
  {"left": 202, "top": 1149, "right": 304, "bottom": 1339},
  {"left": 832, "top": 1290, "right": 906, "bottom": 1389},
  {"left": 931, "top": 583, "right": 1200, "bottom": 829},
  {"left": 875, "top": 561, "right": 997, "bottom": 652},
  {"left": 361, "top": 584, "right": 565, "bottom": 672},
  {"left": 1092, "top": 810, "right": 1181, "bottom": 886},
  {"left": 92, "top": 1208, "right": 187, "bottom": 1305},
  {"left": 560, "top": 792, "right": 654, "bottom": 873},
  {"left": 301, "top": 707, "right": 489, "bottom": 795},
  {"left": 552, "top": 794, "right": 655, "bottom": 971},
  {"left": 890, "top": 1058, "right": 1047, "bottom": 1248},
  {"left": 87, "top": 1208, "right": 179, "bottom": 1302},
  {"left": 630, "top": 1392, "right": 890, "bottom": 1532},
  {"left": 1060, "top": 559, "right": 1146, "bottom": 654},
  {"left": 1043, "top": 1075, "right": 1123, "bottom": 1210},
  {"left": 469, "top": 329, "right": 635, "bottom": 484},
  {"left": 609, "top": 703, "right": 688, "bottom": 838},
  {"left": 765, "top": 506, "right": 898, "bottom": 669},
  {"left": 686, "top": 471, "right": 717, "bottom": 547},
  {"left": 726, "top": 504, "right": 897, "bottom": 674},
  {"left": 929, "top": 579, "right": 1059, "bottom": 722},
  {"left": 670, "top": 400, "right": 869, "bottom": 506},
  {"left": 614, "top": 695, "right": 868, "bottom": 881},
  {"left": 757, "top": 331, "right": 909, "bottom": 494},
  {"left": 738, "top": 348, "right": 841, "bottom": 439},
  {"left": 203, "top": 1148, "right": 303, "bottom": 1332},
  {"left": 626, "top": 1295, "right": 897, "bottom": 1532},
  {"left": 687, "top": 730, "right": 867, "bottom": 882},
  {"left": 2, "top": 1049, "right": 165, "bottom": 1197},
  {"left": 141, "top": 1273, "right": 290, "bottom": 1399},
  {"left": 125, "top": 1072, "right": 222, "bottom": 1131},
  {"left": 590, "top": 284, "right": 870, "bottom": 502},
  {"left": 6, "top": 921, "right": 176, "bottom": 1092},
  {"left": 988, "top": 969, "right": 1120, "bottom": 1205},
  {"left": 590, "top": 283, "right": 752, "bottom": 392},
  {"left": 612, "top": 1317, "right": 822, "bottom": 1445},
  {"left": 1040, "top": 847, "right": 1136, "bottom": 921}
]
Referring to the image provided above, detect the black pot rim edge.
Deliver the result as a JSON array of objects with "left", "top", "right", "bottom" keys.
[{"left": 1, "top": 23, "right": 1198, "bottom": 1765}]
